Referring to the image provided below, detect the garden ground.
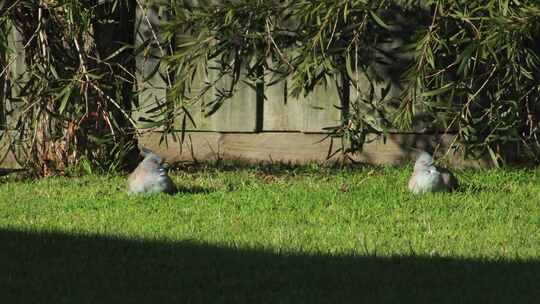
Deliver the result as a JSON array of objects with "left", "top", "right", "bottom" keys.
[{"left": 1, "top": 164, "right": 539, "bottom": 303}]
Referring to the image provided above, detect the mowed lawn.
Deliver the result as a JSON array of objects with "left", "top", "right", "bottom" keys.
[{"left": 1, "top": 165, "right": 540, "bottom": 303}]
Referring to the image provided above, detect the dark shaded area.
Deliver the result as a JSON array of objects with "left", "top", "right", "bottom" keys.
[
  {"left": 393, "top": 132, "right": 522, "bottom": 167},
  {"left": 94, "top": 0, "right": 140, "bottom": 171},
  {"left": 0, "top": 25, "right": 6, "bottom": 129},
  {"left": 175, "top": 185, "right": 214, "bottom": 195},
  {"left": 171, "top": 159, "right": 371, "bottom": 177},
  {"left": 455, "top": 181, "right": 495, "bottom": 194},
  {"left": 0, "top": 168, "right": 26, "bottom": 177},
  {"left": 1, "top": 229, "right": 538, "bottom": 303}
]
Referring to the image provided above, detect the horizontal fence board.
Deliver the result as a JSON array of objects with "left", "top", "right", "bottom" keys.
[
  {"left": 0, "top": 128, "right": 518, "bottom": 169},
  {"left": 138, "top": 131, "right": 223, "bottom": 162},
  {"left": 136, "top": 131, "right": 499, "bottom": 168}
]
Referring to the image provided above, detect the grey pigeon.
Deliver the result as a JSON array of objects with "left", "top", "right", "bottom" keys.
[
  {"left": 408, "top": 151, "right": 458, "bottom": 194},
  {"left": 127, "top": 148, "right": 177, "bottom": 195}
]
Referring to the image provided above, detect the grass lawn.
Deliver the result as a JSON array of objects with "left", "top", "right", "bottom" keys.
[{"left": 1, "top": 164, "right": 540, "bottom": 303}]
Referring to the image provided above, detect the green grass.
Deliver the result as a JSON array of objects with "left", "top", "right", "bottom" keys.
[{"left": 1, "top": 165, "right": 540, "bottom": 303}]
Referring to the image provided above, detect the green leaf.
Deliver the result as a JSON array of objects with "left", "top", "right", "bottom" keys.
[
  {"left": 420, "top": 83, "right": 455, "bottom": 97},
  {"left": 457, "top": 43, "right": 476, "bottom": 76},
  {"left": 102, "top": 44, "right": 133, "bottom": 61},
  {"left": 57, "top": 85, "right": 73, "bottom": 114},
  {"left": 369, "top": 11, "right": 390, "bottom": 30},
  {"left": 345, "top": 53, "right": 354, "bottom": 80}
]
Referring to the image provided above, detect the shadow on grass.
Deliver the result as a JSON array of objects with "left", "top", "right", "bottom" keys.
[
  {"left": 172, "top": 160, "right": 372, "bottom": 177},
  {"left": 175, "top": 185, "right": 214, "bottom": 195},
  {"left": 455, "top": 182, "right": 491, "bottom": 194},
  {"left": 454, "top": 179, "right": 513, "bottom": 194},
  {"left": 1, "top": 229, "right": 538, "bottom": 303}
]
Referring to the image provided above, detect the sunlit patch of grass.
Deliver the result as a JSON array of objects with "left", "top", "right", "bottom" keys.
[{"left": 1, "top": 166, "right": 539, "bottom": 259}]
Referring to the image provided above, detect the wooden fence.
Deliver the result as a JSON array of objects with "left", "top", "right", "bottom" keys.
[
  {"left": 136, "top": 11, "right": 344, "bottom": 135},
  {"left": 133, "top": 1, "right": 467, "bottom": 166},
  {"left": 0, "top": 2, "right": 498, "bottom": 168}
]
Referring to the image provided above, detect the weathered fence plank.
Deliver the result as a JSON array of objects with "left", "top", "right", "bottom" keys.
[
  {"left": 135, "top": 2, "right": 169, "bottom": 127},
  {"left": 201, "top": 70, "right": 260, "bottom": 132},
  {"left": 300, "top": 79, "right": 342, "bottom": 133},
  {"left": 262, "top": 77, "right": 304, "bottom": 132}
]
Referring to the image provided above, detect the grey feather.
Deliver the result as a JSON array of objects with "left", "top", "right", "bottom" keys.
[
  {"left": 408, "top": 151, "right": 458, "bottom": 194},
  {"left": 127, "top": 148, "right": 177, "bottom": 195}
]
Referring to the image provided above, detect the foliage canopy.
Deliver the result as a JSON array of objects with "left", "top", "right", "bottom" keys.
[
  {"left": 1, "top": 0, "right": 540, "bottom": 174},
  {"left": 162, "top": 0, "right": 540, "bottom": 165}
]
